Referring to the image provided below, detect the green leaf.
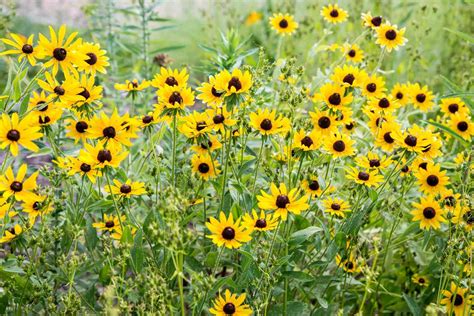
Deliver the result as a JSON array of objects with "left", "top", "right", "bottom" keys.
[
  {"left": 422, "top": 120, "right": 470, "bottom": 146},
  {"left": 444, "top": 27, "right": 474, "bottom": 43},
  {"left": 85, "top": 220, "right": 98, "bottom": 252},
  {"left": 402, "top": 293, "right": 423, "bottom": 316},
  {"left": 290, "top": 226, "right": 322, "bottom": 245},
  {"left": 130, "top": 230, "right": 144, "bottom": 273},
  {"left": 281, "top": 271, "right": 313, "bottom": 282}
]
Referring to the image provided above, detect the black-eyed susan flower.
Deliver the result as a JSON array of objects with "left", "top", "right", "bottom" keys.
[
  {"left": 440, "top": 282, "right": 472, "bottom": 316},
  {"left": 313, "top": 83, "right": 353, "bottom": 109},
  {"left": 412, "top": 274, "right": 430, "bottom": 287},
  {"left": 67, "top": 157, "right": 101, "bottom": 183},
  {"left": 393, "top": 124, "right": 430, "bottom": 153},
  {"left": 411, "top": 196, "right": 446, "bottom": 230},
  {"left": 418, "top": 130, "right": 442, "bottom": 160},
  {"left": 205, "top": 212, "right": 251, "bottom": 249},
  {"left": 241, "top": 210, "right": 279, "bottom": 232},
  {"left": 0, "top": 224, "right": 23, "bottom": 244},
  {"left": 414, "top": 163, "right": 449, "bottom": 195},
  {"left": 0, "top": 199, "right": 17, "bottom": 220},
  {"left": 408, "top": 83, "right": 434, "bottom": 112},
  {"left": 269, "top": 13, "right": 299, "bottom": 36},
  {"left": 0, "top": 164, "right": 38, "bottom": 202},
  {"left": 38, "top": 25, "right": 87, "bottom": 75},
  {"left": 77, "top": 42, "right": 109, "bottom": 75},
  {"left": 322, "top": 197, "right": 350, "bottom": 218},
  {"left": 93, "top": 214, "right": 125, "bottom": 240},
  {"left": 361, "top": 74, "right": 386, "bottom": 98},
  {"left": 374, "top": 122, "right": 400, "bottom": 152},
  {"left": 0, "top": 33, "right": 42, "bottom": 66},
  {"left": 197, "top": 75, "right": 225, "bottom": 108},
  {"left": 22, "top": 194, "right": 52, "bottom": 220},
  {"left": 74, "top": 74, "right": 103, "bottom": 108},
  {"left": 257, "top": 183, "right": 309, "bottom": 220},
  {"left": 346, "top": 167, "right": 384, "bottom": 187},
  {"left": 157, "top": 85, "right": 194, "bottom": 110},
  {"left": 335, "top": 106, "right": 354, "bottom": 126},
  {"left": 191, "top": 134, "right": 222, "bottom": 154},
  {"left": 214, "top": 69, "right": 252, "bottom": 97},
  {"left": 191, "top": 154, "right": 220, "bottom": 181},
  {"left": 206, "top": 107, "right": 237, "bottom": 132},
  {"left": 89, "top": 110, "right": 133, "bottom": 149},
  {"left": 330, "top": 65, "right": 364, "bottom": 88},
  {"left": 375, "top": 22, "right": 407, "bottom": 52},
  {"left": 106, "top": 179, "right": 146, "bottom": 198},
  {"left": 151, "top": 67, "right": 188, "bottom": 89},
  {"left": 451, "top": 205, "right": 473, "bottom": 231},
  {"left": 115, "top": 79, "right": 150, "bottom": 92},
  {"left": 440, "top": 189, "right": 461, "bottom": 211},
  {"left": 293, "top": 129, "right": 321, "bottom": 152},
  {"left": 440, "top": 97, "right": 470, "bottom": 117},
  {"left": 80, "top": 141, "right": 129, "bottom": 169},
  {"left": 37, "top": 71, "right": 84, "bottom": 105},
  {"left": 28, "top": 91, "right": 63, "bottom": 126},
  {"left": 355, "top": 151, "right": 392, "bottom": 171},
  {"left": 309, "top": 109, "right": 339, "bottom": 136},
  {"left": 411, "top": 156, "right": 433, "bottom": 171},
  {"left": 0, "top": 112, "right": 42, "bottom": 156},
  {"left": 249, "top": 108, "right": 290, "bottom": 136},
  {"left": 336, "top": 253, "right": 360, "bottom": 273},
  {"left": 301, "top": 177, "right": 335, "bottom": 198},
  {"left": 140, "top": 112, "right": 160, "bottom": 128},
  {"left": 448, "top": 112, "right": 474, "bottom": 141},
  {"left": 178, "top": 111, "right": 212, "bottom": 139},
  {"left": 343, "top": 44, "right": 364, "bottom": 63},
  {"left": 390, "top": 83, "right": 410, "bottom": 106},
  {"left": 367, "top": 94, "right": 401, "bottom": 114},
  {"left": 321, "top": 4, "right": 348, "bottom": 24},
  {"left": 361, "top": 12, "right": 383, "bottom": 29},
  {"left": 65, "top": 117, "right": 90, "bottom": 143},
  {"left": 245, "top": 11, "right": 262, "bottom": 26},
  {"left": 209, "top": 289, "right": 252, "bottom": 315},
  {"left": 364, "top": 109, "right": 397, "bottom": 132},
  {"left": 323, "top": 132, "right": 355, "bottom": 158}
]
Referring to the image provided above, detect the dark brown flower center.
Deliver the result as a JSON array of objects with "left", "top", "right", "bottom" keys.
[
  {"left": 301, "top": 136, "right": 313, "bottom": 148},
  {"left": 10, "top": 181, "right": 23, "bottom": 192},
  {"left": 169, "top": 91, "right": 183, "bottom": 104},
  {"left": 142, "top": 115, "right": 153, "bottom": 124},
  {"left": 457, "top": 121, "right": 468, "bottom": 132},
  {"left": 366, "top": 83, "right": 377, "bottom": 93},
  {"left": 75, "top": 121, "right": 88, "bottom": 133},
  {"left": 54, "top": 86, "right": 65, "bottom": 96},
  {"left": 419, "top": 162, "right": 428, "bottom": 170},
  {"left": 228, "top": 77, "right": 242, "bottom": 91},
  {"left": 378, "top": 98, "right": 390, "bottom": 108},
  {"left": 213, "top": 114, "right": 225, "bottom": 124},
  {"left": 395, "top": 92, "right": 403, "bottom": 99},
  {"left": 200, "top": 140, "right": 213, "bottom": 150},
  {"left": 418, "top": 278, "right": 425, "bottom": 284},
  {"left": 97, "top": 149, "right": 112, "bottom": 163},
  {"left": 333, "top": 140, "right": 346, "bottom": 152},
  {"left": 78, "top": 88, "right": 90, "bottom": 100},
  {"left": 345, "top": 122, "right": 354, "bottom": 130},
  {"left": 221, "top": 227, "right": 235, "bottom": 240},
  {"left": 6, "top": 129, "right": 20, "bottom": 142},
  {"left": 448, "top": 103, "right": 459, "bottom": 113},
  {"left": 255, "top": 219, "right": 267, "bottom": 228},
  {"left": 348, "top": 49, "right": 356, "bottom": 57},
  {"left": 328, "top": 93, "right": 341, "bottom": 105},
  {"left": 369, "top": 159, "right": 381, "bottom": 168},
  {"left": 345, "top": 261, "right": 354, "bottom": 270},
  {"left": 330, "top": 9, "right": 339, "bottom": 17},
  {"left": 309, "top": 180, "right": 319, "bottom": 191},
  {"left": 196, "top": 122, "right": 207, "bottom": 132},
  {"left": 53, "top": 47, "right": 67, "bottom": 61},
  {"left": 85, "top": 53, "right": 97, "bottom": 65},
  {"left": 423, "top": 207, "right": 436, "bottom": 219},
  {"left": 80, "top": 163, "right": 91, "bottom": 173},
  {"left": 223, "top": 302, "right": 236, "bottom": 314},
  {"left": 404, "top": 135, "right": 417, "bottom": 147},
  {"left": 276, "top": 194, "right": 290, "bottom": 208},
  {"left": 385, "top": 30, "right": 397, "bottom": 40},
  {"left": 102, "top": 126, "right": 116, "bottom": 138},
  {"left": 383, "top": 132, "right": 394, "bottom": 144},
  {"left": 279, "top": 19, "right": 288, "bottom": 28},
  {"left": 401, "top": 165, "right": 409, "bottom": 173},
  {"left": 358, "top": 172, "right": 370, "bottom": 181},
  {"left": 211, "top": 87, "right": 223, "bottom": 97},
  {"left": 21, "top": 44, "right": 33, "bottom": 54},
  {"left": 198, "top": 163, "right": 210, "bottom": 174},
  {"left": 39, "top": 116, "right": 51, "bottom": 125},
  {"left": 32, "top": 201, "right": 41, "bottom": 210},
  {"left": 165, "top": 76, "right": 178, "bottom": 86},
  {"left": 120, "top": 184, "right": 132, "bottom": 194},
  {"left": 260, "top": 118, "right": 273, "bottom": 131},
  {"left": 453, "top": 294, "right": 463, "bottom": 306},
  {"left": 371, "top": 16, "right": 382, "bottom": 26},
  {"left": 426, "top": 175, "right": 439, "bottom": 186},
  {"left": 416, "top": 94, "right": 426, "bottom": 103},
  {"left": 331, "top": 203, "right": 341, "bottom": 210},
  {"left": 105, "top": 221, "right": 115, "bottom": 228},
  {"left": 444, "top": 196, "right": 456, "bottom": 207},
  {"left": 463, "top": 211, "right": 474, "bottom": 224},
  {"left": 318, "top": 116, "right": 331, "bottom": 129},
  {"left": 343, "top": 74, "right": 355, "bottom": 85}
]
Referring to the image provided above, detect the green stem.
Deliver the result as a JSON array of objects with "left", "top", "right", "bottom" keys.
[
  {"left": 219, "top": 128, "right": 231, "bottom": 212},
  {"left": 171, "top": 113, "right": 177, "bottom": 188}
]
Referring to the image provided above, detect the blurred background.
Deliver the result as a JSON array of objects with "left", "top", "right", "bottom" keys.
[{"left": 1, "top": 0, "right": 473, "bottom": 92}]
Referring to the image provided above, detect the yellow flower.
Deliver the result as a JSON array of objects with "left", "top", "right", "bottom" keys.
[
  {"left": 67, "top": 156, "right": 102, "bottom": 183},
  {"left": 361, "top": 74, "right": 386, "bottom": 98},
  {"left": 114, "top": 79, "right": 150, "bottom": 92},
  {"left": 38, "top": 25, "right": 87, "bottom": 76},
  {"left": 105, "top": 179, "right": 146, "bottom": 198},
  {"left": 0, "top": 33, "right": 43, "bottom": 66},
  {"left": 214, "top": 68, "right": 252, "bottom": 96},
  {"left": 292, "top": 129, "right": 321, "bottom": 152},
  {"left": 390, "top": 83, "right": 410, "bottom": 106},
  {"left": 440, "top": 282, "right": 473, "bottom": 316},
  {"left": 73, "top": 74, "right": 103, "bottom": 109},
  {"left": 76, "top": 42, "right": 109, "bottom": 75},
  {"left": 411, "top": 195, "right": 446, "bottom": 230},
  {"left": 65, "top": 117, "right": 90, "bottom": 143},
  {"left": 206, "top": 107, "right": 237, "bottom": 132},
  {"left": 37, "top": 71, "right": 84, "bottom": 105},
  {"left": 361, "top": 12, "right": 383, "bottom": 29},
  {"left": 241, "top": 210, "right": 279, "bottom": 232},
  {"left": 345, "top": 167, "right": 384, "bottom": 188},
  {"left": 209, "top": 289, "right": 252, "bottom": 316},
  {"left": 93, "top": 214, "right": 126, "bottom": 240},
  {"left": 411, "top": 274, "right": 430, "bottom": 287},
  {"left": 257, "top": 182, "right": 309, "bottom": 220},
  {"left": 440, "top": 97, "right": 470, "bottom": 117},
  {"left": 343, "top": 44, "right": 364, "bottom": 63},
  {"left": 322, "top": 197, "right": 350, "bottom": 218},
  {"left": 191, "top": 154, "right": 220, "bottom": 181},
  {"left": 323, "top": 132, "right": 356, "bottom": 158},
  {"left": 414, "top": 163, "right": 449, "bottom": 195},
  {"left": 245, "top": 11, "right": 262, "bottom": 26},
  {"left": 0, "top": 164, "right": 38, "bottom": 202},
  {"left": 448, "top": 112, "right": 474, "bottom": 141},
  {"left": 309, "top": 109, "right": 340, "bottom": 136},
  {"left": 79, "top": 141, "right": 129, "bottom": 169},
  {"left": 374, "top": 122, "right": 400, "bottom": 152},
  {"left": 335, "top": 253, "right": 360, "bottom": 273},
  {"left": 321, "top": 4, "right": 349, "bottom": 24},
  {"left": 392, "top": 124, "right": 430, "bottom": 153},
  {"left": 0, "top": 224, "right": 23, "bottom": 244},
  {"left": 205, "top": 212, "right": 251, "bottom": 249},
  {"left": 366, "top": 94, "right": 401, "bottom": 114},
  {"left": 178, "top": 111, "right": 212, "bottom": 139},
  {"left": 269, "top": 13, "right": 299, "bottom": 36},
  {"left": 197, "top": 75, "right": 225, "bottom": 108},
  {"left": 88, "top": 110, "right": 133, "bottom": 148},
  {"left": 408, "top": 83, "right": 435, "bottom": 112},
  {"left": 330, "top": 65, "right": 365, "bottom": 88},
  {"left": 313, "top": 83, "right": 353, "bottom": 109},
  {"left": 156, "top": 85, "right": 195, "bottom": 110},
  {"left": 249, "top": 108, "right": 290, "bottom": 136},
  {"left": 355, "top": 151, "right": 392, "bottom": 171},
  {"left": 22, "top": 194, "right": 53, "bottom": 220},
  {"left": 0, "top": 112, "right": 42, "bottom": 156},
  {"left": 191, "top": 134, "right": 222, "bottom": 154},
  {"left": 376, "top": 22, "right": 408, "bottom": 52},
  {"left": 151, "top": 67, "right": 188, "bottom": 89}
]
